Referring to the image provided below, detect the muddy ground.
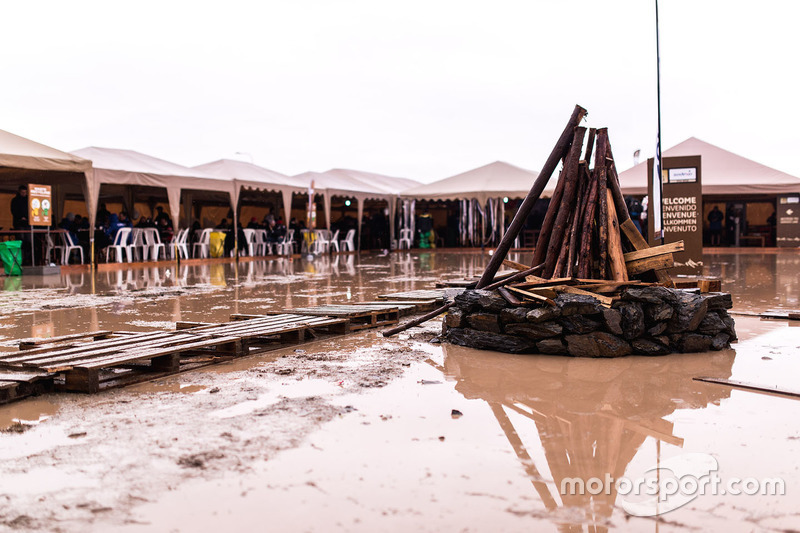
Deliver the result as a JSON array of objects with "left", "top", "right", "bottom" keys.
[{"left": 1, "top": 250, "right": 799, "bottom": 532}]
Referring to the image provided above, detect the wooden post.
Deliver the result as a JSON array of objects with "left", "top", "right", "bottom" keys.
[
  {"left": 477, "top": 105, "right": 587, "bottom": 289},
  {"left": 583, "top": 128, "right": 597, "bottom": 167},
  {"left": 595, "top": 129, "right": 609, "bottom": 279},
  {"left": 543, "top": 127, "right": 586, "bottom": 278},
  {"left": 566, "top": 167, "right": 588, "bottom": 278},
  {"left": 606, "top": 188, "right": 628, "bottom": 281}
]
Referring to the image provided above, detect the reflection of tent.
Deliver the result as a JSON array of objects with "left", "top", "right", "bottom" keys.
[
  {"left": 400, "top": 161, "right": 551, "bottom": 204},
  {"left": 71, "top": 147, "right": 236, "bottom": 230},
  {"left": 193, "top": 159, "right": 306, "bottom": 227},
  {"left": 439, "top": 344, "right": 734, "bottom": 531},
  {"left": 0, "top": 128, "right": 93, "bottom": 233},
  {"left": 618, "top": 137, "right": 800, "bottom": 196}
]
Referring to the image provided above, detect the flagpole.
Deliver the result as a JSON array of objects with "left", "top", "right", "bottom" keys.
[{"left": 655, "top": 0, "right": 665, "bottom": 244}]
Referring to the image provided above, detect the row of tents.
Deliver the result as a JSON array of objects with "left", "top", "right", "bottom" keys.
[{"left": 2, "top": 127, "right": 799, "bottom": 253}]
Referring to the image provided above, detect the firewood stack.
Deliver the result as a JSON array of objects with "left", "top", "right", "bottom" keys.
[{"left": 531, "top": 126, "right": 661, "bottom": 282}]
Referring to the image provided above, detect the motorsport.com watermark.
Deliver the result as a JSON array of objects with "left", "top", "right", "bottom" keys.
[{"left": 560, "top": 453, "right": 786, "bottom": 517}]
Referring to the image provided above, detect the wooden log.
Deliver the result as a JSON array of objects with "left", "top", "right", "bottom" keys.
[
  {"left": 595, "top": 129, "right": 609, "bottom": 279},
  {"left": 477, "top": 105, "right": 587, "bottom": 289},
  {"left": 583, "top": 128, "right": 597, "bottom": 167},
  {"left": 566, "top": 165, "right": 589, "bottom": 278},
  {"left": 623, "top": 241, "right": 684, "bottom": 262},
  {"left": 605, "top": 188, "right": 628, "bottom": 281},
  {"left": 576, "top": 161, "right": 600, "bottom": 279},
  {"left": 506, "top": 286, "right": 557, "bottom": 306},
  {"left": 543, "top": 127, "right": 587, "bottom": 278}
]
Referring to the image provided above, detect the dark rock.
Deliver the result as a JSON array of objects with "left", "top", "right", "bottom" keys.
[
  {"left": 505, "top": 321, "right": 562, "bottom": 339},
  {"left": 647, "top": 322, "right": 667, "bottom": 336},
  {"left": 697, "top": 312, "right": 727, "bottom": 336},
  {"left": 645, "top": 302, "right": 674, "bottom": 323},
  {"left": 668, "top": 293, "right": 708, "bottom": 332},
  {"left": 601, "top": 308, "right": 623, "bottom": 335},
  {"left": 631, "top": 338, "right": 671, "bottom": 356},
  {"left": 526, "top": 305, "right": 561, "bottom": 323},
  {"left": 444, "top": 327, "right": 537, "bottom": 354},
  {"left": 536, "top": 338, "right": 567, "bottom": 355},
  {"left": 655, "top": 335, "right": 671, "bottom": 347},
  {"left": 559, "top": 315, "right": 601, "bottom": 334},
  {"left": 445, "top": 308, "right": 465, "bottom": 328},
  {"left": 500, "top": 307, "right": 529, "bottom": 324},
  {"left": 555, "top": 293, "right": 603, "bottom": 316},
  {"left": 621, "top": 286, "right": 679, "bottom": 306},
  {"left": 565, "top": 332, "right": 632, "bottom": 357},
  {"left": 477, "top": 291, "right": 507, "bottom": 312},
  {"left": 453, "top": 289, "right": 505, "bottom": 313},
  {"left": 704, "top": 292, "right": 733, "bottom": 310},
  {"left": 467, "top": 312, "right": 501, "bottom": 333},
  {"left": 711, "top": 333, "right": 731, "bottom": 350},
  {"left": 676, "top": 333, "right": 713, "bottom": 353},
  {"left": 721, "top": 313, "right": 737, "bottom": 340},
  {"left": 617, "top": 302, "right": 645, "bottom": 340}
]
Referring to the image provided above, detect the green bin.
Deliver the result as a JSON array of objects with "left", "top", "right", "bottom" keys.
[{"left": 0, "top": 240, "right": 23, "bottom": 276}]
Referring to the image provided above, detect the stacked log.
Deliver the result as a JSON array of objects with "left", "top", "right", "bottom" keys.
[{"left": 532, "top": 127, "right": 640, "bottom": 282}]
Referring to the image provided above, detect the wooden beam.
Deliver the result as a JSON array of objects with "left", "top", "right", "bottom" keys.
[
  {"left": 623, "top": 241, "right": 684, "bottom": 262},
  {"left": 506, "top": 286, "right": 557, "bottom": 306},
  {"left": 605, "top": 188, "right": 628, "bottom": 281},
  {"left": 626, "top": 253, "right": 674, "bottom": 275}
]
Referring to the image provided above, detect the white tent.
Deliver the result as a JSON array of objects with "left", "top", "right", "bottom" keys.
[
  {"left": 0, "top": 128, "right": 93, "bottom": 232},
  {"left": 294, "top": 169, "right": 411, "bottom": 247},
  {"left": 617, "top": 137, "right": 800, "bottom": 196},
  {"left": 400, "top": 161, "right": 552, "bottom": 203},
  {"left": 71, "top": 147, "right": 236, "bottom": 231},
  {"left": 193, "top": 159, "right": 305, "bottom": 227}
]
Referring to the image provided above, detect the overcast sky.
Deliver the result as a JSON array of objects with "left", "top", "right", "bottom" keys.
[{"left": 2, "top": 0, "right": 798, "bottom": 183}]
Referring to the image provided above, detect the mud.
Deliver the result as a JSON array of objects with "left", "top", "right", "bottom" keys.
[{"left": 0, "top": 250, "right": 799, "bottom": 531}]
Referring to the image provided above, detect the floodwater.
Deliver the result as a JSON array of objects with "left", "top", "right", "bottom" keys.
[{"left": 0, "top": 249, "right": 799, "bottom": 532}]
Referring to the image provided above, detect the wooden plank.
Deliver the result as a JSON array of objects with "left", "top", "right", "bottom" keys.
[
  {"left": 0, "top": 371, "right": 51, "bottom": 382},
  {"left": 497, "top": 287, "right": 522, "bottom": 306},
  {"left": 626, "top": 253, "right": 674, "bottom": 276},
  {"left": 619, "top": 218, "right": 674, "bottom": 288},
  {"left": 506, "top": 286, "right": 556, "bottom": 307},
  {"left": 606, "top": 188, "right": 628, "bottom": 281},
  {"left": 511, "top": 277, "right": 575, "bottom": 290},
  {"left": 19, "top": 330, "right": 113, "bottom": 349},
  {"left": 552, "top": 285, "right": 614, "bottom": 308},
  {"left": 694, "top": 377, "right": 800, "bottom": 400},
  {"left": 502, "top": 259, "right": 531, "bottom": 272},
  {"left": 623, "top": 241, "right": 685, "bottom": 262}
]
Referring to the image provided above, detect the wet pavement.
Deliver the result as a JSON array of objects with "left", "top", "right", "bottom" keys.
[{"left": 0, "top": 249, "right": 799, "bottom": 532}]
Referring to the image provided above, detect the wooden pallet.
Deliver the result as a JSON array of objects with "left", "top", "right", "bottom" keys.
[
  {"left": 0, "top": 371, "right": 55, "bottom": 405},
  {"left": 179, "top": 314, "right": 349, "bottom": 352},
  {"left": 349, "top": 300, "right": 438, "bottom": 315},
  {"left": 0, "top": 331, "right": 242, "bottom": 393},
  {"left": 377, "top": 289, "right": 446, "bottom": 303},
  {"left": 282, "top": 305, "right": 400, "bottom": 331}
]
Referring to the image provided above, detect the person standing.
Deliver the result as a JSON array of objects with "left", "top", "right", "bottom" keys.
[
  {"left": 11, "top": 185, "right": 29, "bottom": 229},
  {"left": 708, "top": 206, "right": 724, "bottom": 246}
]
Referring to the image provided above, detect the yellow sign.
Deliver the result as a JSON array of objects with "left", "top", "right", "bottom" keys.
[{"left": 28, "top": 183, "right": 52, "bottom": 226}]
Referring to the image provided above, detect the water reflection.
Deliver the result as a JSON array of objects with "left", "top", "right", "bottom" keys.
[{"left": 441, "top": 343, "right": 735, "bottom": 531}]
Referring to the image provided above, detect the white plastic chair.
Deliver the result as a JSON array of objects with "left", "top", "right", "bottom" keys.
[
  {"left": 104, "top": 227, "right": 131, "bottom": 263},
  {"left": 242, "top": 228, "right": 257, "bottom": 256},
  {"left": 255, "top": 229, "right": 271, "bottom": 255},
  {"left": 193, "top": 228, "right": 212, "bottom": 258},
  {"left": 276, "top": 229, "right": 295, "bottom": 256},
  {"left": 173, "top": 228, "right": 190, "bottom": 260},
  {"left": 398, "top": 228, "right": 413, "bottom": 249},
  {"left": 61, "top": 232, "right": 85, "bottom": 265},
  {"left": 329, "top": 229, "right": 340, "bottom": 253},
  {"left": 311, "top": 229, "right": 331, "bottom": 254},
  {"left": 144, "top": 228, "right": 166, "bottom": 261},
  {"left": 46, "top": 233, "right": 65, "bottom": 265},
  {"left": 340, "top": 229, "right": 356, "bottom": 252},
  {"left": 128, "top": 228, "right": 145, "bottom": 262}
]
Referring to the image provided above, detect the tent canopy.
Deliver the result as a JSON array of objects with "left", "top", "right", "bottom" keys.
[
  {"left": 400, "top": 161, "right": 551, "bottom": 204},
  {"left": 1, "top": 129, "right": 91, "bottom": 174},
  {"left": 195, "top": 159, "right": 306, "bottom": 225},
  {"left": 323, "top": 168, "right": 420, "bottom": 195},
  {"left": 71, "top": 147, "right": 235, "bottom": 228},
  {"left": 618, "top": 137, "right": 800, "bottom": 196}
]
